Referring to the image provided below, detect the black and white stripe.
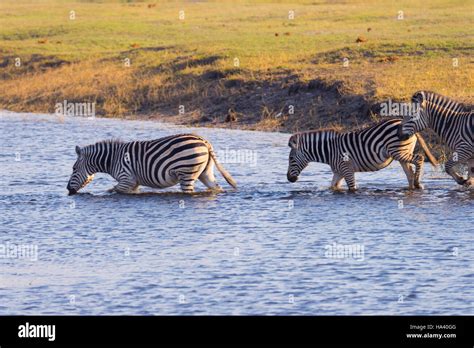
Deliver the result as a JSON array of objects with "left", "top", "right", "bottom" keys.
[
  {"left": 399, "top": 91, "right": 473, "bottom": 186},
  {"left": 67, "top": 134, "right": 237, "bottom": 194},
  {"left": 287, "top": 119, "right": 437, "bottom": 191}
]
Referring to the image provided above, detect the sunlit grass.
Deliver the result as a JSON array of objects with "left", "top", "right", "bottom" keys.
[{"left": 0, "top": 0, "right": 472, "bottom": 127}]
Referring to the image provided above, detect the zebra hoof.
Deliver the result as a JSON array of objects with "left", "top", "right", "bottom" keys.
[
  {"left": 414, "top": 183, "right": 424, "bottom": 190},
  {"left": 208, "top": 186, "right": 223, "bottom": 193}
]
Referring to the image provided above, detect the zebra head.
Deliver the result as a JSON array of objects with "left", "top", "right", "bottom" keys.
[
  {"left": 398, "top": 91, "right": 429, "bottom": 141},
  {"left": 287, "top": 134, "right": 309, "bottom": 182},
  {"left": 67, "top": 145, "right": 95, "bottom": 195}
]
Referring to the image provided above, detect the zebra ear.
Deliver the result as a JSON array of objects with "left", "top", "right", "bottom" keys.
[
  {"left": 75, "top": 146, "right": 81, "bottom": 156},
  {"left": 288, "top": 135, "right": 298, "bottom": 150},
  {"left": 412, "top": 92, "right": 425, "bottom": 106}
]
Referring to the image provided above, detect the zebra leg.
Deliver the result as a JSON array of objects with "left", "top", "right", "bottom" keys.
[
  {"left": 345, "top": 174, "right": 357, "bottom": 192},
  {"left": 330, "top": 172, "right": 344, "bottom": 191},
  {"left": 198, "top": 160, "right": 223, "bottom": 192},
  {"left": 391, "top": 148, "right": 424, "bottom": 189},
  {"left": 398, "top": 153, "right": 424, "bottom": 189},
  {"left": 339, "top": 163, "right": 357, "bottom": 192},
  {"left": 399, "top": 161, "right": 416, "bottom": 190},
  {"left": 176, "top": 173, "right": 196, "bottom": 193},
  {"left": 412, "top": 154, "right": 425, "bottom": 189},
  {"left": 109, "top": 180, "right": 139, "bottom": 194}
]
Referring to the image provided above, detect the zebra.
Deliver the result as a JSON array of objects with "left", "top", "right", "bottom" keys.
[
  {"left": 287, "top": 119, "right": 438, "bottom": 191},
  {"left": 398, "top": 91, "right": 473, "bottom": 186},
  {"left": 67, "top": 134, "right": 237, "bottom": 195}
]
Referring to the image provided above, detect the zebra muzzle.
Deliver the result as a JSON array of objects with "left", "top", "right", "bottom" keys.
[
  {"left": 66, "top": 183, "right": 77, "bottom": 195},
  {"left": 287, "top": 173, "right": 298, "bottom": 183}
]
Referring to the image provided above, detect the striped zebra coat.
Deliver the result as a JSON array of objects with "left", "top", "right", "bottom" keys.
[
  {"left": 287, "top": 119, "right": 438, "bottom": 191},
  {"left": 398, "top": 91, "right": 473, "bottom": 186},
  {"left": 67, "top": 134, "right": 237, "bottom": 195}
]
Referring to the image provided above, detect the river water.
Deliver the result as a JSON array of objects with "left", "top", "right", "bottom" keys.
[{"left": 0, "top": 111, "right": 472, "bottom": 315}]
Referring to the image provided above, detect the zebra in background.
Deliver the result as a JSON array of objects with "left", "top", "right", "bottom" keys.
[
  {"left": 398, "top": 91, "right": 473, "bottom": 186},
  {"left": 287, "top": 119, "right": 438, "bottom": 191},
  {"left": 67, "top": 134, "right": 237, "bottom": 195}
]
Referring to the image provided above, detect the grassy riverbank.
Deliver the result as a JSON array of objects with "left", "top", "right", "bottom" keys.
[{"left": 0, "top": 0, "right": 472, "bottom": 134}]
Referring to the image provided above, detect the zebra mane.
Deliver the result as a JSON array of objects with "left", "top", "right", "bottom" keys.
[
  {"left": 290, "top": 129, "right": 339, "bottom": 149},
  {"left": 293, "top": 128, "right": 341, "bottom": 137},
  {"left": 418, "top": 91, "right": 471, "bottom": 112},
  {"left": 80, "top": 138, "right": 124, "bottom": 152},
  {"left": 95, "top": 138, "right": 125, "bottom": 146}
]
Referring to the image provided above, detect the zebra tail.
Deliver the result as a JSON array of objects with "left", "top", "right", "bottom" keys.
[
  {"left": 415, "top": 133, "right": 439, "bottom": 167},
  {"left": 204, "top": 141, "right": 237, "bottom": 189}
]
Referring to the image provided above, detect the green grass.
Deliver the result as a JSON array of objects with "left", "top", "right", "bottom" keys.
[
  {"left": 2, "top": 0, "right": 472, "bottom": 65},
  {"left": 0, "top": 0, "right": 472, "bottom": 131}
]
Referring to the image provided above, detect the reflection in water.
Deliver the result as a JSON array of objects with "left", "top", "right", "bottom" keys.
[{"left": 0, "top": 112, "right": 472, "bottom": 315}]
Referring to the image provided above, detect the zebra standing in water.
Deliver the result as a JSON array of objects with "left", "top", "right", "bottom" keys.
[
  {"left": 287, "top": 119, "right": 438, "bottom": 191},
  {"left": 67, "top": 134, "right": 237, "bottom": 195},
  {"left": 398, "top": 91, "right": 473, "bottom": 186}
]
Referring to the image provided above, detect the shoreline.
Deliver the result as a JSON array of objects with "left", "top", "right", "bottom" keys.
[
  {"left": 0, "top": 108, "right": 452, "bottom": 162},
  {"left": 0, "top": 109, "right": 292, "bottom": 135}
]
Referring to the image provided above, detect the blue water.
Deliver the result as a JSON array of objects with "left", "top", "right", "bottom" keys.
[{"left": 0, "top": 111, "right": 472, "bottom": 315}]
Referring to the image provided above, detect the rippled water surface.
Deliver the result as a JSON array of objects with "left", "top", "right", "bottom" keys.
[{"left": 0, "top": 112, "right": 473, "bottom": 315}]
